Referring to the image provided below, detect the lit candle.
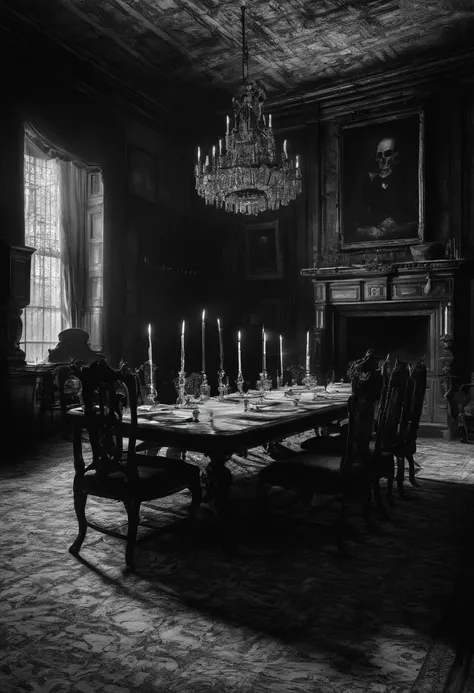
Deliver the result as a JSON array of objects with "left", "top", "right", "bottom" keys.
[
  {"left": 217, "top": 318, "right": 224, "bottom": 371},
  {"left": 279, "top": 334, "right": 283, "bottom": 377},
  {"left": 181, "top": 320, "right": 185, "bottom": 372},
  {"left": 238, "top": 331, "right": 242, "bottom": 373},
  {"left": 226, "top": 115, "right": 230, "bottom": 135},
  {"left": 296, "top": 155, "right": 299, "bottom": 169},
  {"left": 201, "top": 309, "right": 206, "bottom": 373},
  {"left": 305, "top": 330, "right": 310, "bottom": 375},
  {"left": 262, "top": 326, "right": 267, "bottom": 371},
  {"left": 212, "top": 145, "right": 216, "bottom": 162},
  {"left": 205, "top": 155, "right": 210, "bottom": 169},
  {"left": 148, "top": 323, "right": 154, "bottom": 392},
  {"left": 219, "top": 139, "right": 222, "bottom": 155},
  {"left": 197, "top": 146, "right": 201, "bottom": 162},
  {"left": 269, "top": 114, "right": 272, "bottom": 128},
  {"left": 283, "top": 139, "right": 288, "bottom": 158}
]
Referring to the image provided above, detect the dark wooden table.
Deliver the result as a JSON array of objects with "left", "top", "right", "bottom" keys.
[{"left": 69, "top": 389, "right": 348, "bottom": 515}]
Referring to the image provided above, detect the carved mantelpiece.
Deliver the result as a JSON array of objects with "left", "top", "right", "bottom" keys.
[{"left": 301, "top": 259, "right": 471, "bottom": 428}]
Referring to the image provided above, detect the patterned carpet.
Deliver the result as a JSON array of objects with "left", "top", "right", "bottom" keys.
[{"left": 1, "top": 434, "right": 473, "bottom": 693}]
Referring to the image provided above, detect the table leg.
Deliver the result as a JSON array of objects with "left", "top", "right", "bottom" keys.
[{"left": 202, "top": 454, "right": 233, "bottom": 509}]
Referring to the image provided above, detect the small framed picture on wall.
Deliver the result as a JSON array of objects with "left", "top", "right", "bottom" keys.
[
  {"left": 339, "top": 109, "right": 425, "bottom": 250},
  {"left": 128, "top": 145, "right": 158, "bottom": 203},
  {"left": 245, "top": 220, "right": 283, "bottom": 280}
]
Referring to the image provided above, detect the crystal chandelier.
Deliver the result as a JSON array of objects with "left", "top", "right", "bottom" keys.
[{"left": 194, "top": 3, "right": 303, "bottom": 215}]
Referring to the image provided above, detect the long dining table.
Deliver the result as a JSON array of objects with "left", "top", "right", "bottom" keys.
[{"left": 69, "top": 386, "right": 350, "bottom": 517}]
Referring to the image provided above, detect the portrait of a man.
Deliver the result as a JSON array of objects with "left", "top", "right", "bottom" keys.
[{"left": 340, "top": 112, "right": 424, "bottom": 249}]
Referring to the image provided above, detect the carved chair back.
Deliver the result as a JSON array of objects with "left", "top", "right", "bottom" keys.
[
  {"left": 342, "top": 365, "right": 384, "bottom": 473},
  {"left": 399, "top": 359, "right": 427, "bottom": 449},
  {"left": 70, "top": 359, "right": 139, "bottom": 479},
  {"left": 375, "top": 359, "right": 410, "bottom": 453}
]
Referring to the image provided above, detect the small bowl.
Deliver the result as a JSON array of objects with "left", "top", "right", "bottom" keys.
[{"left": 410, "top": 242, "right": 445, "bottom": 261}]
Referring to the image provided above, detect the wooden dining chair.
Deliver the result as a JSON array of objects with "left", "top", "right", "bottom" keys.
[
  {"left": 256, "top": 366, "right": 392, "bottom": 553},
  {"left": 68, "top": 359, "right": 201, "bottom": 569},
  {"left": 393, "top": 359, "right": 427, "bottom": 495}
]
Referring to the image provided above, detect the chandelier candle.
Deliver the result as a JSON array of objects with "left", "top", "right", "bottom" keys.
[{"left": 305, "top": 330, "right": 310, "bottom": 376}]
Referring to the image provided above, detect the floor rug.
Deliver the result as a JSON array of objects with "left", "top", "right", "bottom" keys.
[{"left": 0, "top": 436, "right": 473, "bottom": 693}]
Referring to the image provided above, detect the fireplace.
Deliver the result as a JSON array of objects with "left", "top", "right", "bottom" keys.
[
  {"left": 345, "top": 315, "right": 430, "bottom": 365},
  {"left": 301, "top": 259, "right": 472, "bottom": 428}
]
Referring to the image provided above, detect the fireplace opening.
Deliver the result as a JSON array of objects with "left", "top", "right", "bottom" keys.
[{"left": 345, "top": 315, "right": 430, "bottom": 366}]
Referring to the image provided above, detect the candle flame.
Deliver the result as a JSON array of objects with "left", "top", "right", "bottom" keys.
[
  {"left": 197, "top": 146, "right": 200, "bottom": 161},
  {"left": 202, "top": 309, "right": 206, "bottom": 321},
  {"left": 238, "top": 331, "right": 241, "bottom": 340},
  {"left": 217, "top": 318, "right": 220, "bottom": 329},
  {"left": 182, "top": 320, "right": 185, "bottom": 335},
  {"left": 148, "top": 323, "right": 151, "bottom": 336}
]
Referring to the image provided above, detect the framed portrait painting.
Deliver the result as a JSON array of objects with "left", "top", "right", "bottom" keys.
[
  {"left": 339, "top": 110, "right": 424, "bottom": 250},
  {"left": 128, "top": 145, "right": 158, "bottom": 203},
  {"left": 245, "top": 220, "right": 283, "bottom": 280}
]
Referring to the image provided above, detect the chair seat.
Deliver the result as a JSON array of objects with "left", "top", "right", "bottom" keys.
[
  {"left": 80, "top": 455, "right": 200, "bottom": 501},
  {"left": 259, "top": 454, "right": 346, "bottom": 497}
]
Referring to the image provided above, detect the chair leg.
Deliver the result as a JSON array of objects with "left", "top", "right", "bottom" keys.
[
  {"left": 124, "top": 499, "right": 141, "bottom": 569},
  {"left": 69, "top": 483, "right": 88, "bottom": 556},
  {"left": 396, "top": 456, "right": 405, "bottom": 498},
  {"left": 407, "top": 454, "right": 419, "bottom": 487},
  {"left": 386, "top": 467, "right": 395, "bottom": 506}
]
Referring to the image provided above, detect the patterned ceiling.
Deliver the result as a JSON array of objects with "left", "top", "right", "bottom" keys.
[{"left": 4, "top": 0, "right": 474, "bottom": 115}]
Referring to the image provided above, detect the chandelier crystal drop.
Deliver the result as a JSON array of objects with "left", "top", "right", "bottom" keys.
[{"left": 194, "top": 3, "right": 303, "bottom": 215}]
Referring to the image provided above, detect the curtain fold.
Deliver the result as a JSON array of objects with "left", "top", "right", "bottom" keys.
[{"left": 59, "top": 161, "right": 88, "bottom": 329}]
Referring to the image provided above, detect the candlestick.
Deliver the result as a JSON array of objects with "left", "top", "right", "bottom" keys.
[
  {"left": 146, "top": 323, "right": 157, "bottom": 405},
  {"left": 279, "top": 334, "right": 283, "bottom": 380},
  {"left": 305, "top": 330, "right": 310, "bottom": 376},
  {"left": 201, "top": 309, "right": 206, "bottom": 373},
  {"left": 237, "top": 330, "right": 242, "bottom": 374},
  {"left": 218, "top": 369, "right": 228, "bottom": 401},
  {"left": 262, "top": 326, "right": 266, "bottom": 371},
  {"left": 181, "top": 320, "right": 185, "bottom": 372},
  {"left": 217, "top": 318, "right": 224, "bottom": 370}
]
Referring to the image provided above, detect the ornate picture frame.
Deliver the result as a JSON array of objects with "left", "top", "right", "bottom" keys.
[
  {"left": 245, "top": 220, "right": 283, "bottom": 280},
  {"left": 338, "top": 109, "right": 425, "bottom": 250}
]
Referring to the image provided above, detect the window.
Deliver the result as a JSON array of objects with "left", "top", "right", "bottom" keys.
[{"left": 21, "top": 154, "right": 66, "bottom": 363}]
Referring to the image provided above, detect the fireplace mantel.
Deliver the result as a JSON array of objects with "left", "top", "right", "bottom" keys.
[{"left": 301, "top": 258, "right": 473, "bottom": 428}]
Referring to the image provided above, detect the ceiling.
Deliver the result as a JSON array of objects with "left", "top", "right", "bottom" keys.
[{"left": 3, "top": 0, "right": 474, "bottom": 122}]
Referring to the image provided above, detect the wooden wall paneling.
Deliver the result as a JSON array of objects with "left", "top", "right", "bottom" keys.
[{"left": 448, "top": 92, "right": 463, "bottom": 250}]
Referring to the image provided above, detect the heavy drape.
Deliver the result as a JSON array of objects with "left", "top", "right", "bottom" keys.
[{"left": 25, "top": 123, "right": 99, "bottom": 330}]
